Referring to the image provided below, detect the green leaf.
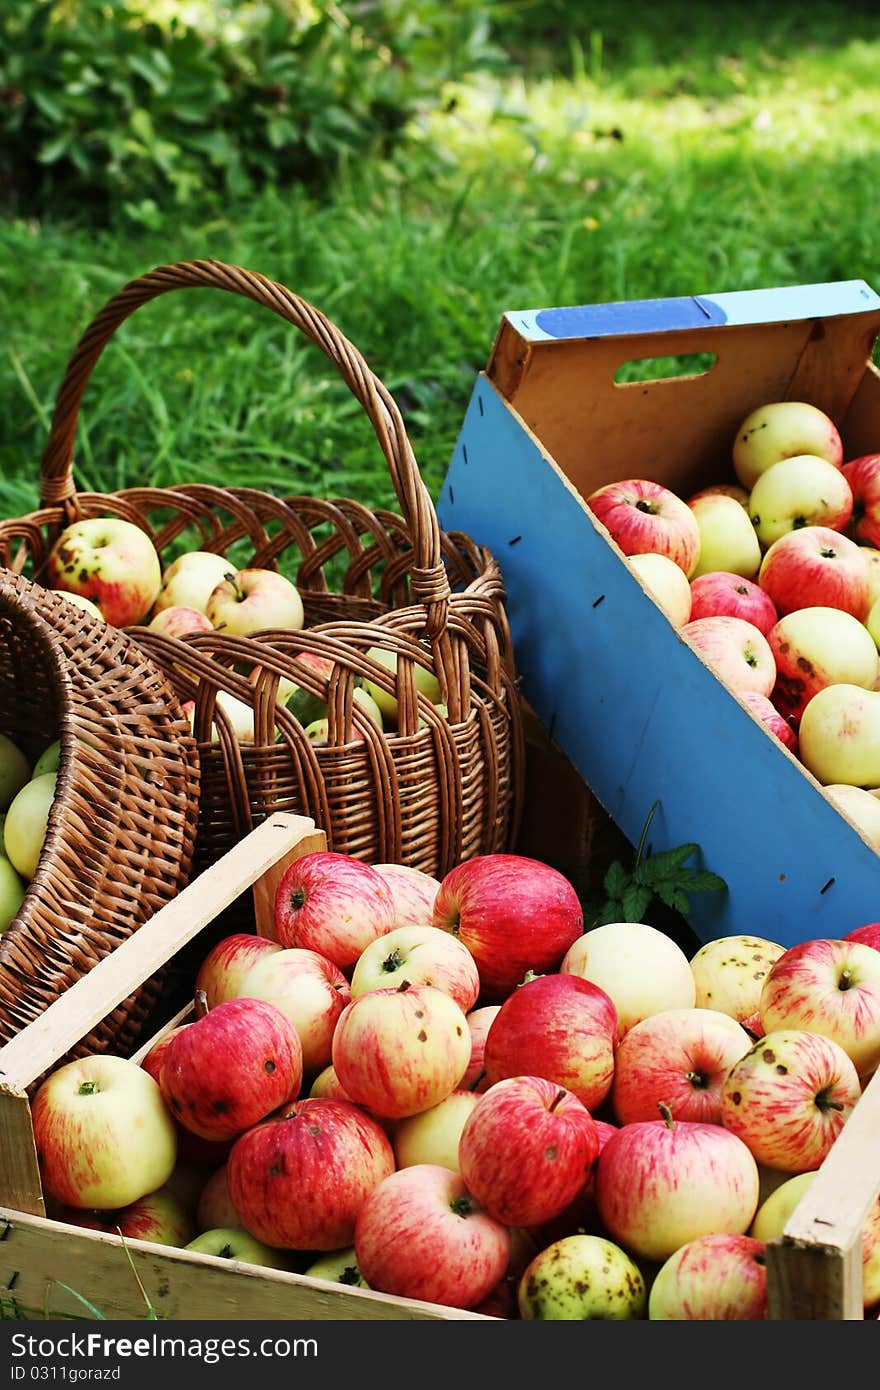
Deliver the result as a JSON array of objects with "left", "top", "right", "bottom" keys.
[
  {"left": 684, "top": 870, "right": 728, "bottom": 894},
  {"left": 620, "top": 883, "right": 653, "bottom": 921},
  {"left": 653, "top": 883, "right": 693, "bottom": 916},
  {"left": 635, "top": 843, "right": 697, "bottom": 882},
  {"left": 602, "top": 859, "right": 630, "bottom": 899}
]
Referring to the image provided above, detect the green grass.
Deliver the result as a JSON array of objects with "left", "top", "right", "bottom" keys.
[{"left": 2, "top": 0, "right": 880, "bottom": 523}]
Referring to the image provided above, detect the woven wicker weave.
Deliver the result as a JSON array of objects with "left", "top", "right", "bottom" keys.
[
  {"left": 0, "top": 259, "right": 523, "bottom": 881},
  {"left": 0, "top": 572, "right": 200, "bottom": 1054}
]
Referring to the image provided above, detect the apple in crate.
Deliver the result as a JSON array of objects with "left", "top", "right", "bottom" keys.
[
  {"left": 586, "top": 478, "right": 701, "bottom": 576},
  {"left": 3, "top": 771, "right": 56, "bottom": 880},
  {"left": 47, "top": 517, "right": 162, "bottom": 627},
  {"left": 688, "top": 571, "right": 778, "bottom": 636},
  {"left": 159, "top": 997, "right": 303, "bottom": 1142},
  {"left": 227, "top": 1096, "right": 395, "bottom": 1250},
  {"left": 843, "top": 453, "right": 880, "bottom": 547},
  {"left": 273, "top": 850, "right": 395, "bottom": 971},
  {"left": 560, "top": 920, "right": 696, "bottom": 1036},
  {"left": 392, "top": 1089, "right": 480, "bottom": 1172},
  {"left": 595, "top": 1107, "right": 760, "bottom": 1263},
  {"left": 627, "top": 552, "right": 692, "bottom": 627},
  {"left": 196, "top": 1164, "right": 241, "bottom": 1233},
  {"left": 689, "top": 934, "right": 786, "bottom": 1024},
  {"left": 194, "top": 932, "right": 283, "bottom": 1007},
  {"left": 648, "top": 1232, "right": 767, "bottom": 1320},
  {"left": 54, "top": 1184, "right": 194, "bottom": 1249},
  {"left": 610, "top": 1007, "right": 752, "bottom": 1126},
  {"left": 308, "top": 1063, "right": 356, "bottom": 1104},
  {"left": 304, "top": 1247, "right": 369, "bottom": 1289},
  {"left": 758, "top": 937, "right": 880, "bottom": 1078},
  {"left": 354, "top": 1163, "right": 510, "bottom": 1310},
  {"left": 234, "top": 946, "right": 351, "bottom": 1075},
  {"left": 738, "top": 691, "right": 798, "bottom": 755},
  {"left": 371, "top": 862, "right": 441, "bottom": 929},
  {"left": 719, "top": 1028, "right": 861, "bottom": 1172},
  {"left": 758, "top": 525, "right": 870, "bottom": 619},
  {"left": 483, "top": 973, "right": 618, "bottom": 1112},
  {"left": 431, "top": 853, "right": 583, "bottom": 1000},
  {"left": 350, "top": 924, "right": 480, "bottom": 1013},
  {"left": 768, "top": 608, "right": 880, "bottom": 726},
  {"left": 845, "top": 921, "right": 880, "bottom": 950},
  {"left": 682, "top": 614, "right": 776, "bottom": 696},
  {"left": 206, "top": 567, "right": 304, "bottom": 635},
  {"left": 458, "top": 1076, "right": 600, "bottom": 1228},
  {"left": 823, "top": 783, "right": 880, "bottom": 850},
  {"left": 153, "top": 551, "right": 234, "bottom": 617},
  {"left": 798, "top": 682, "right": 880, "bottom": 785},
  {"left": 461, "top": 1004, "right": 501, "bottom": 1091},
  {"left": 517, "top": 1233, "right": 646, "bottom": 1320},
  {"left": 688, "top": 492, "right": 761, "bottom": 580},
  {"left": 32, "top": 1055, "right": 177, "bottom": 1210},
  {"left": 186, "top": 1227, "right": 293, "bottom": 1270},
  {"left": 331, "top": 982, "right": 471, "bottom": 1119},
  {"left": 732, "top": 400, "right": 843, "bottom": 491},
  {"left": 748, "top": 454, "right": 853, "bottom": 548}
]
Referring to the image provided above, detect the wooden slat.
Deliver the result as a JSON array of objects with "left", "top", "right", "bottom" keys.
[
  {"left": 0, "top": 1093, "right": 44, "bottom": 1218},
  {"left": 0, "top": 1209, "right": 488, "bottom": 1321}
]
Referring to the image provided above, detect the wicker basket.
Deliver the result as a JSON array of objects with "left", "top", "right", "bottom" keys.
[
  {"left": 0, "top": 571, "right": 200, "bottom": 1056},
  {"left": 0, "top": 259, "right": 523, "bottom": 880}
]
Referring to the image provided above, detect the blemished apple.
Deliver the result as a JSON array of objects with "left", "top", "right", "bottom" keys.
[
  {"left": 205, "top": 567, "right": 304, "bottom": 636},
  {"left": 748, "top": 454, "right": 853, "bottom": 548},
  {"left": 349, "top": 923, "right": 480, "bottom": 1014},
  {"left": 47, "top": 516, "right": 162, "bottom": 627},
  {"left": 689, "top": 934, "right": 786, "bottom": 1024},
  {"left": 681, "top": 614, "right": 776, "bottom": 697},
  {"left": 392, "top": 1089, "right": 480, "bottom": 1172},
  {"left": 738, "top": 691, "right": 799, "bottom": 755},
  {"left": 227, "top": 1096, "right": 395, "bottom": 1250},
  {"left": 768, "top": 608, "right": 880, "bottom": 726},
  {"left": 57, "top": 592, "right": 105, "bottom": 623},
  {"left": 32, "top": 1054, "right": 178, "bottom": 1210},
  {"left": 687, "top": 571, "right": 778, "bottom": 636},
  {"left": 517, "top": 1234, "right": 647, "bottom": 1320},
  {"left": 353, "top": 1163, "right": 511, "bottom": 1310},
  {"left": 595, "top": 1108, "right": 760, "bottom": 1263},
  {"left": 610, "top": 1007, "right": 752, "bottom": 1126},
  {"left": 194, "top": 932, "right": 283, "bottom": 1008},
  {"left": 843, "top": 454, "right": 880, "bottom": 548},
  {"left": 461, "top": 1004, "right": 501, "bottom": 1091},
  {"left": 54, "top": 1184, "right": 194, "bottom": 1249},
  {"left": 648, "top": 1232, "right": 767, "bottom": 1320},
  {"left": 586, "top": 477, "right": 701, "bottom": 576},
  {"left": 627, "top": 552, "right": 693, "bottom": 627},
  {"left": 688, "top": 492, "right": 762, "bottom": 580},
  {"left": 234, "top": 946, "right": 351, "bottom": 1075},
  {"left": 3, "top": 771, "right": 56, "bottom": 880},
  {"left": 370, "top": 862, "right": 441, "bottom": 929},
  {"left": 147, "top": 604, "right": 214, "bottom": 638},
  {"left": 483, "top": 972, "right": 618, "bottom": 1112},
  {"left": 431, "top": 853, "right": 584, "bottom": 1000},
  {"left": 560, "top": 920, "right": 696, "bottom": 1036},
  {"left": 303, "top": 1247, "right": 369, "bottom": 1289},
  {"left": 732, "top": 400, "right": 843, "bottom": 491},
  {"left": 361, "top": 645, "right": 442, "bottom": 726},
  {"left": 185, "top": 1227, "right": 293, "bottom": 1270},
  {"left": 823, "top": 782, "right": 880, "bottom": 851},
  {"left": 719, "top": 1028, "right": 861, "bottom": 1171},
  {"left": 798, "top": 682, "right": 880, "bottom": 785},
  {"left": 331, "top": 982, "right": 471, "bottom": 1119},
  {"left": 159, "top": 997, "right": 303, "bottom": 1142},
  {"left": 152, "top": 550, "right": 235, "bottom": 617},
  {"left": 273, "top": 850, "right": 396, "bottom": 971},
  {"left": 757, "top": 525, "right": 870, "bottom": 620},
  {"left": 0, "top": 851, "right": 26, "bottom": 934},
  {"left": 196, "top": 1164, "right": 241, "bottom": 1233},
  {"left": 758, "top": 937, "right": 880, "bottom": 1078}
]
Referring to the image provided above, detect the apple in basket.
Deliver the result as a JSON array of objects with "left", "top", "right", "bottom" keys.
[
  {"left": 205, "top": 567, "right": 304, "bottom": 636},
  {"left": 47, "top": 516, "right": 162, "bottom": 627},
  {"left": 0, "top": 732, "right": 31, "bottom": 813},
  {"left": 3, "top": 771, "right": 57, "bottom": 881},
  {"left": 152, "top": 550, "right": 235, "bottom": 618}
]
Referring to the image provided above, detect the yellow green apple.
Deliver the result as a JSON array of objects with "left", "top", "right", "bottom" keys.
[{"left": 732, "top": 401, "right": 843, "bottom": 491}]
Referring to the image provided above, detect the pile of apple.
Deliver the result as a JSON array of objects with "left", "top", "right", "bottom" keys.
[
  {"left": 40, "top": 519, "right": 446, "bottom": 745},
  {"left": 0, "top": 732, "right": 62, "bottom": 936},
  {"left": 28, "top": 847, "right": 880, "bottom": 1319},
  {"left": 586, "top": 401, "right": 880, "bottom": 848}
]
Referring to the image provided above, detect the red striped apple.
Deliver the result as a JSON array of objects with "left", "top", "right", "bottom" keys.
[
  {"left": 682, "top": 615, "right": 776, "bottom": 696},
  {"left": 194, "top": 932, "right": 283, "bottom": 1008},
  {"left": 586, "top": 478, "right": 701, "bottom": 576},
  {"left": 748, "top": 454, "right": 853, "bottom": 548},
  {"left": 461, "top": 1004, "right": 501, "bottom": 1092},
  {"left": 273, "top": 850, "right": 396, "bottom": 970},
  {"left": 610, "top": 1007, "right": 752, "bottom": 1125},
  {"left": 845, "top": 922, "right": 880, "bottom": 950},
  {"left": 738, "top": 691, "right": 799, "bottom": 755},
  {"left": 732, "top": 401, "right": 843, "bottom": 491},
  {"left": 371, "top": 862, "right": 441, "bottom": 928},
  {"left": 648, "top": 1232, "right": 767, "bottom": 1320},
  {"left": 47, "top": 517, "right": 162, "bottom": 627},
  {"left": 206, "top": 567, "right": 304, "bottom": 635},
  {"left": 196, "top": 1164, "right": 241, "bottom": 1233},
  {"left": 843, "top": 453, "right": 880, "bottom": 548},
  {"left": 147, "top": 604, "right": 214, "bottom": 638},
  {"left": 52, "top": 1184, "right": 194, "bottom": 1249},
  {"left": 350, "top": 924, "right": 479, "bottom": 1013},
  {"left": 758, "top": 525, "right": 870, "bottom": 619},
  {"left": 758, "top": 937, "right": 880, "bottom": 1078},
  {"left": 768, "top": 608, "right": 879, "bottom": 726},
  {"left": 234, "top": 946, "right": 351, "bottom": 1075},
  {"left": 688, "top": 571, "right": 778, "bottom": 635}
]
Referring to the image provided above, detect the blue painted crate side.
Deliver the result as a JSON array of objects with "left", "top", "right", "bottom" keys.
[{"left": 439, "top": 378, "right": 880, "bottom": 948}]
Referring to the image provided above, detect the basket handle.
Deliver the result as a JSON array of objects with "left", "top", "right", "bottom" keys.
[{"left": 39, "top": 259, "right": 452, "bottom": 638}]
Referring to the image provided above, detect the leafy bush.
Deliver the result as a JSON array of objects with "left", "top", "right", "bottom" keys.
[{"left": 0, "top": 0, "right": 502, "bottom": 220}]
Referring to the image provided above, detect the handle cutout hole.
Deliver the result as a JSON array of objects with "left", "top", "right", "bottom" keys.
[{"left": 614, "top": 352, "right": 718, "bottom": 386}]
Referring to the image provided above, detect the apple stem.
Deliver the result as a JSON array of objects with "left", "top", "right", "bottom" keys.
[
  {"left": 657, "top": 1101, "right": 675, "bottom": 1129},
  {"left": 77, "top": 1081, "right": 98, "bottom": 1097},
  {"left": 838, "top": 968, "right": 854, "bottom": 992},
  {"left": 194, "top": 988, "right": 209, "bottom": 1020},
  {"left": 635, "top": 499, "right": 656, "bottom": 515},
  {"left": 382, "top": 949, "right": 405, "bottom": 973},
  {"left": 449, "top": 1196, "right": 473, "bottom": 1219},
  {"left": 549, "top": 1089, "right": 567, "bottom": 1113}
]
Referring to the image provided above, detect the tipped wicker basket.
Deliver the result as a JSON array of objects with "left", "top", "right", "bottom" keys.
[
  {"left": 0, "top": 572, "right": 200, "bottom": 1056},
  {"left": 0, "top": 260, "right": 523, "bottom": 881}
]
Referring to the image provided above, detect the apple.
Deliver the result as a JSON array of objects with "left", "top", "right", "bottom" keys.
[
  {"left": 227, "top": 1096, "right": 395, "bottom": 1250},
  {"left": 392, "top": 1089, "right": 481, "bottom": 1172},
  {"left": 719, "top": 1028, "right": 861, "bottom": 1171},
  {"left": 689, "top": 934, "right": 786, "bottom": 1024},
  {"left": 32, "top": 1054, "right": 177, "bottom": 1209},
  {"left": 532, "top": 1116, "right": 620, "bottom": 1248},
  {"left": 331, "top": 983, "right": 471, "bottom": 1119},
  {"left": 196, "top": 1164, "right": 241, "bottom": 1233},
  {"left": 688, "top": 493, "right": 762, "bottom": 580},
  {"left": 682, "top": 614, "right": 776, "bottom": 696},
  {"left": 757, "top": 525, "right": 870, "bottom": 620},
  {"left": 58, "top": 592, "right": 106, "bottom": 622},
  {"left": 823, "top": 783, "right": 880, "bottom": 850},
  {"left": 595, "top": 1108, "right": 761, "bottom": 1262},
  {"left": 234, "top": 946, "right": 351, "bottom": 1075},
  {"left": 431, "top": 853, "right": 584, "bottom": 1001},
  {"left": 0, "top": 734, "right": 30, "bottom": 812},
  {"left": 648, "top": 1232, "right": 767, "bottom": 1320},
  {"left": 843, "top": 454, "right": 880, "bottom": 548},
  {"left": 688, "top": 482, "right": 751, "bottom": 509},
  {"left": 845, "top": 922, "right": 880, "bottom": 950},
  {"left": 517, "top": 1233, "right": 646, "bottom": 1320},
  {"left": 738, "top": 691, "right": 799, "bottom": 754},
  {"left": 303, "top": 1247, "right": 369, "bottom": 1288},
  {"left": 610, "top": 1007, "right": 753, "bottom": 1126},
  {"left": 560, "top": 920, "right": 697, "bottom": 1036},
  {"left": 159, "top": 997, "right": 303, "bottom": 1142},
  {"left": 152, "top": 550, "right": 235, "bottom": 617},
  {"left": 185, "top": 1227, "right": 293, "bottom": 1270},
  {"left": 139, "top": 1025, "right": 187, "bottom": 1086},
  {"left": 361, "top": 645, "right": 443, "bottom": 726},
  {"left": 461, "top": 1004, "right": 501, "bottom": 1091},
  {"left": 758, "top": 938, "right": 880, "bottom": 1077},
  {"left": 483, "top": 973, "right": 618, "bottom": 1112},
  {"left": 53, "top": 1184, "right": 194, "bottom": 1249},
  {"left": 194, "top": 932, "right": 283, "bottom": 1008},
  {"left": 0, "top": 851, "right": 26, "bottom": 934},
  {"left": 627, "top": 552, "right": 693, "bottom": 626},
  {"left": 354, "top": 1163, "right": 510, "bottom": 1310},
  {"left": 768, "top": 609, "right": 880, "bottom": 726},
  {"left": 458, "top": 1076, "right": 599, "bottom": 1228},
  {"left": 3, "top": 771, "right": 56, "bottom": 880},
  {"left": 586, "top": 477, "right": 701, "bottom": 576},
  {"left": 273, "top": 850, "right": 395, "bottom": 971},
  {"left": 370, "top": 862, "right": 441, "bottom": 929},
  {"left": 47, "top": 517, "right": 162, "bottom": 627},
  {"left": 31, "top": 739, "right": 61, "bottom": 779},
  {"left": 147, "top": 604, "right": 214, "bottom": 638},
  {"left": 748, "top": 454, "right": 853, "bottom": 548},
  {"left": 248, "top": 664, "right": 300, "bottom": 710},
  {"left": 860, "top": 546, "right": 880, "bottom": 605},
  {"left": 308, "top": 1064, "right": 356, "bottom": 1104},
  {"left": 350, "top": 924, "right": 480, "bottom": 1013},
  {"left": 688, "top": 571, "right": 778, "bottom": 635},
  {"left": 205, "top": 567, "right": 304, "bottom": 636},
  {"left": 798, "top": 682, "right": 880, "bottom": 785},
  {"left": 732, "top": 400, "right": 843, "bottom": 491}
]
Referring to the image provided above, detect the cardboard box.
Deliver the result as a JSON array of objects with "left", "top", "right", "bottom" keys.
[{"left": 439, "top": 280, "right": 880, "bottom": 948}]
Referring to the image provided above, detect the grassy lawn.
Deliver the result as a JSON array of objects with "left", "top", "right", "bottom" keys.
[{"left": 2, "top": 0, "right": 879, "bottom": 520}]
